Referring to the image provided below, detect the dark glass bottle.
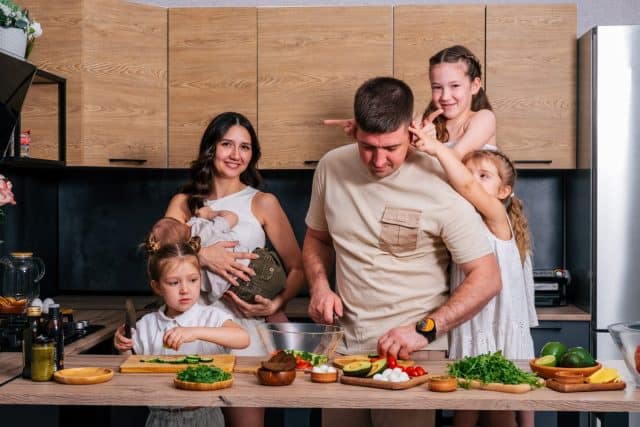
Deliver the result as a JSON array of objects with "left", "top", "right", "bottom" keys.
[
  {"left": 46, "top": 304, "right": 64, "bottom": 371},
  {"left": 22, "top": 306, "right": 42, "bottom": 378}
]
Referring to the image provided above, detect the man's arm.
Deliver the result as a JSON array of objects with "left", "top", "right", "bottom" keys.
[
  {"left": 378, "top": 252, "right": 500, "bottom": 359},
  {"left": 302, "top": 227, "right": 342, "bottom": 324},
  {"left": 430, "top": 252, "right": 501, "bottom": 336}
]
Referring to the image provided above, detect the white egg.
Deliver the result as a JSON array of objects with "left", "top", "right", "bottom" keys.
[
  {"left": 30, "top": 298, "right": 43, "bottom": 308},
  {"left": 42, "top": 298, "right": 55, "bottom": 314}
]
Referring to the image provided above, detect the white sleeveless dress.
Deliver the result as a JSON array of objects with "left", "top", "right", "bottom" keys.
[
  {"left": 201, "top": 186, "right": 270, "bottom": 356},
  {"left": 448, "top": 219, "right": 538, "bottom": 360}
]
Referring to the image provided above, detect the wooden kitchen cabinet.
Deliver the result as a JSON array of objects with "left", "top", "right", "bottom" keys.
[
  {"left": 81, "top": 0, "right": 167, "bottom": 168},
  {"left": 394, "top": 5, "right": 485, "bottom": 118},
  {"left": 257, "top": 7, "right": 392, "bottom": 169},
  {"left": 486, "top": 4, "right": 576, "bottom": 169},
  {"left": 168, "top": 8, "right": 257, "bottom": 169}
]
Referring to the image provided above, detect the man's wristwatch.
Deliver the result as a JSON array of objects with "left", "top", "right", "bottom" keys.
[{"left": 415, "top": 317, "right": 437, "bottom": 343}]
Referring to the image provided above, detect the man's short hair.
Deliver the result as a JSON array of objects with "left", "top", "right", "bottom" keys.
[{"left": 354, "top": 77, "right": 414, "bottom": 134}]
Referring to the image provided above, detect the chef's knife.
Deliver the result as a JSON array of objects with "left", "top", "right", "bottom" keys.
[{"left": 124, "top": 298, "right": 137, "bottom": 339}]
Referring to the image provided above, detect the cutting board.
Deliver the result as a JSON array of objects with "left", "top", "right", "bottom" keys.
[
  {"left": 546, "top": 379, "right": 626, "bottom": 393},
  {"left": 120, "top": 354, "right": 236, "bottom": 373},
  {"left": 340, "top": 375, "right": 430, "bottom": 390},
  {"left": 461, "top": 379, "right": 539, "bottom": 394}
]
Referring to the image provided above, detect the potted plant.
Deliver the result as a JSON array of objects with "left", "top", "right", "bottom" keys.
[{"left": 0, "top": 0, "right": 42, "bottom": 59}]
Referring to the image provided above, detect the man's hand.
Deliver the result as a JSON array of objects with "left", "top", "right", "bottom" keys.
[
  {"left": 308, "top": 287, "right": 343, "bottom": 325},
  {"left": 199, "top": 241, "right": 257, "bottom": 285},
  {"left": 377, "top": 324, "right": 428, "bottom": 360}
]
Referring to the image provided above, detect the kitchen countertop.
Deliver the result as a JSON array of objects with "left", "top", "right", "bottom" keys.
[{"left": 0, "top": 355, "right": 637, "bottom": 413}]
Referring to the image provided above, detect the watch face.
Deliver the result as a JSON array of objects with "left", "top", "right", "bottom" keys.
[{"left": 417, "top": 318, "right": 435, "bottom": 333}]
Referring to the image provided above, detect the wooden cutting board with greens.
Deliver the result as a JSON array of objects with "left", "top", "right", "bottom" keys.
[
  {"left": 120, "top": 354, "right": 235, "bottom": 373},
  {"left": 447, "top": 352, "right": 543, "bottom": 393}
]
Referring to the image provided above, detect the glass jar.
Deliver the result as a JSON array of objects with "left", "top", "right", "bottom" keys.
[
  {"left": 31, "top": 338, "right": 55, "bottom": 381},
  {"left": 0, "top": 252, "right": 45, "bottom": 303},
  {"left": 22, "top": 306, "right": 42, "bottom": 378}
]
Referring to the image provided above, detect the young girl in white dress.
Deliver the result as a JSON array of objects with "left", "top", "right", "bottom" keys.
[
  {"left": 114, "top": 237, "right": 250, "bottom": 427},
  {"left": 410, "top": 125, "right": 537, "bottom": 427}
]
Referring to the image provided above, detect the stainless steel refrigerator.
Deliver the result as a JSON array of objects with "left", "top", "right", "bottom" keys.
[{"left": 568, "top": 25, "right": 640, "bottom": 420}]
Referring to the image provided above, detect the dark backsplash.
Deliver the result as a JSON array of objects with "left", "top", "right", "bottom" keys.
[{"left": 0, "top": 166, "right": 565, "bottom": 297}]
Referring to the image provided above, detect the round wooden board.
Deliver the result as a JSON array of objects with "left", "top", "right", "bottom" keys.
[
  {"left": 174, "top": 377, "right": 233, "bottom": 391},
  {"left": 529, "top": 359, "right": 601, "bottom": 379},
  {"left": 53, "top": 367, "right": 114, "bottom": 385}
]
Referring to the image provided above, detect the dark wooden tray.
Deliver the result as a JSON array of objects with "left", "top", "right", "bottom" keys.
[{"left": 546, "top": 379, "right": 626, "bottom": 393}]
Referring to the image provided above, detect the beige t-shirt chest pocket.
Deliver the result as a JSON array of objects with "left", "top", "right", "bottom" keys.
[{"left": 379, "top": 207, "right": 422, "bottom": 254}]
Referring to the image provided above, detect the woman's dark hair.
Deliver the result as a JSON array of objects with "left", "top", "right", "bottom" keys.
[
  {"left": 181, "top": 112, "right": 263, "bottom": 214},
  {"left": 423, "top": 45, "right": 492, "bottom": 142}
]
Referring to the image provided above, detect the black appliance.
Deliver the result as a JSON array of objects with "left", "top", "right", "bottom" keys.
[{"left": 533, "top": 268, "right": 570, "bottom": 307}]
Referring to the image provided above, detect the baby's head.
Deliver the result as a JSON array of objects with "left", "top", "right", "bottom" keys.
[
  {"left": 146, "top": 217, "right": 191, "bottom": 250},
  {"left": 462, "top": 149, "right": 516, "bottom": 203}
]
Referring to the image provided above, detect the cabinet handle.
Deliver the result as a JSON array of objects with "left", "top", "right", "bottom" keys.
[
  {"left": 303, "top": 160, "right": 319, "bottom": 165},
  {"left": 108, "top": 158, "right": 147, "bottom": 164},
  {"left": 513, "top": 160, "right": 553, "bottom": 165},
  {"left": 533, "top": 326, "right": 562, "bottom": 331}
]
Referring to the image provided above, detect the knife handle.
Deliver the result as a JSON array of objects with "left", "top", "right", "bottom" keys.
[{"left": 124, "top": 324, "right": 132, "bottom": 339}]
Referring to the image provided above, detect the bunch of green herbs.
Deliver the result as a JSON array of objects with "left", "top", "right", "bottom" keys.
[
  {"left": 176, "top": 365, "right": 230, "bottom": 383},
  {"left": 447, "top": 351, "right": 541, "bottom": 387}
]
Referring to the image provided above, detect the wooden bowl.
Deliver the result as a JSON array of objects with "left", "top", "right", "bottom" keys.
[
  {"left": 53, "top": 367, "right": 114, "bottom": 385},
  {"left": 310, "top": 371, "right": 338, "bottom": 383},
  {"left": 256, "top": 368, "right": 296, "bottom": 386},
  {"left": 529, "top": 359, "right": 601, "bottom": 379},
  {"left": 428, "top": 375, "right": 458, "bottom": 392},
  {"left": 552, "top": 371, "right": 585, "bottom": 384},
  {"left": 174, "top": 377, "right": 233, "bottom": 391}
]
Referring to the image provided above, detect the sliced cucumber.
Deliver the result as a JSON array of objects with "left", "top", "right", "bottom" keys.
[
  {"left": 367, "top": 353, "right": 379, "bottom": 359},
  {"left": 199, "top": 357, "right": 214, "bottom": 363},
  {"left": 342, "top": 360, "right": 372, "bottom": 377},
  {"left": 366, "top": 358, "right": 388, "bottom": 377},
  {"left": 169, "top": 357, "right": 187, "bottom": 364}
]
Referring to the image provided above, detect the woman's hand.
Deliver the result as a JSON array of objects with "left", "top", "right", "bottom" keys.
[
  {"left": 114, "top": 325, "right": 134, "bottom": 354},
  {"left": 199, "top": 241, "right": 257, "bottom": 286},
  {"left": 222, "top": 291, "right": 282, "bottom": 318}
]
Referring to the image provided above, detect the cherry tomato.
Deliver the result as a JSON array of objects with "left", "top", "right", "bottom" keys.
[
  {"left": 387, "top": 355, "right": 397, "bottom": 369},
  {"left": 414, "top": 366, "right": 426, "bottom": 377},
  {"left": 296, "top": 360, "right": 312, "bottom": 370},
  {"left": 404, "top": 366, "right": 416, "bottom": 377}
]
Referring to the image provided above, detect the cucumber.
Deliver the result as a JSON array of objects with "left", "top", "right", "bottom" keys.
[
  {"left": 169, "top": 357, "right": 187, "bottom": 364},
  {"left": 367, "top": 353, "right": 379, "bottom": 359},
  {"left": 199, "top": 357, "right": 213, "bottom": 363},
  {"left": 366, "top": 358, "right": 388, "bottom": 377},
  {"left": 342, "top": 360, "right": 372, "bottom": 377}
]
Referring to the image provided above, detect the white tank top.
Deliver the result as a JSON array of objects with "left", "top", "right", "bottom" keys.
[{"left": 203, "top": 186, "right": 265, "bottom": 251}]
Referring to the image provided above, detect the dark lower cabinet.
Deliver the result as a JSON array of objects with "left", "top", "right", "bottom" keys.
[{"left": 531, "top": 320, "right": 590, "bottom": 427}]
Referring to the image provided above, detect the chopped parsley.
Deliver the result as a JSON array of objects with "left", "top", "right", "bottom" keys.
[{"left": 176, "top": 365, "right": 231, "bottom": 383}]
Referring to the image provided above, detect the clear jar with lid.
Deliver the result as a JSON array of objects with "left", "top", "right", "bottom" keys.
[{"left": 31, "top": 337, "right": 55, "bottom": 381}]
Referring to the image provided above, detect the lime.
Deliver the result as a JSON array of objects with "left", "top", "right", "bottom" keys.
[
  {"left": 535, "top": 355, "right": 556, "bottom": 367},
  {"left": 558, "top": 352, "right": 583, "bottom": 368},
  {"left": 540, "top": 341, "right": 567, "bottom": 360}
]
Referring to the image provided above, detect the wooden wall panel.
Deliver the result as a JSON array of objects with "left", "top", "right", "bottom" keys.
[
  {"left": 394, "top": 5, "right": 486, "bottom": 120},
  {"left": 82, "top": 0, "right": 167, "bottom": 167},
  {"left": 487, "top": 4, "right": 576, "bottom": 169},
  {"left": 169, "top": 8, "right": 257, "bottom": 169},
  {"left": 20, "top": 0, "right": 82, "bottom": 162},
  {"left": 258, "top": 7, "right": 392, "bottom": 169}
]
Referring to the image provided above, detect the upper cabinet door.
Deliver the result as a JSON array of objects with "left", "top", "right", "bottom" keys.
[
  {"left": 82, "top": 0, "right": 167, "bottom": 168},
  {"left": 258, "top": 7, "right": 392, "bottom": 169},
  {"left": 394, "top": 5, "right": 485, "bottom": 119},
  {"left": 486, "top": 4, "right": 577, "bottom": 169},
  {"left": 169, "top": 8, "right": 257, "bottom": 169}
]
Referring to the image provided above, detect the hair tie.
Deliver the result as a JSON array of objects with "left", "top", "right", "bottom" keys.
[{"left": 146, "top": 237, "right": 161, "bottom": 255}]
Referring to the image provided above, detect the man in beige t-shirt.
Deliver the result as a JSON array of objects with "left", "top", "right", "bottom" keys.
[{"left": 304, "top": 77, "right": 501, "bottom": 427}]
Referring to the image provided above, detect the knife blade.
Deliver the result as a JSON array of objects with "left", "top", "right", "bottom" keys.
[{"left": 124, "top": 298, "right": 137, "bottom": 339}]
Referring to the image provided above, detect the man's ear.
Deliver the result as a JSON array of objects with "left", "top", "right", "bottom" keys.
[{"left": 498, "top": 184, "right": 513, "bottom": 201}]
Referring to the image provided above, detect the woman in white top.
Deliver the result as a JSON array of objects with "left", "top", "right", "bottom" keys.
[{"left": 165, "top": 111, "right": 304, "bottom": 427}]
